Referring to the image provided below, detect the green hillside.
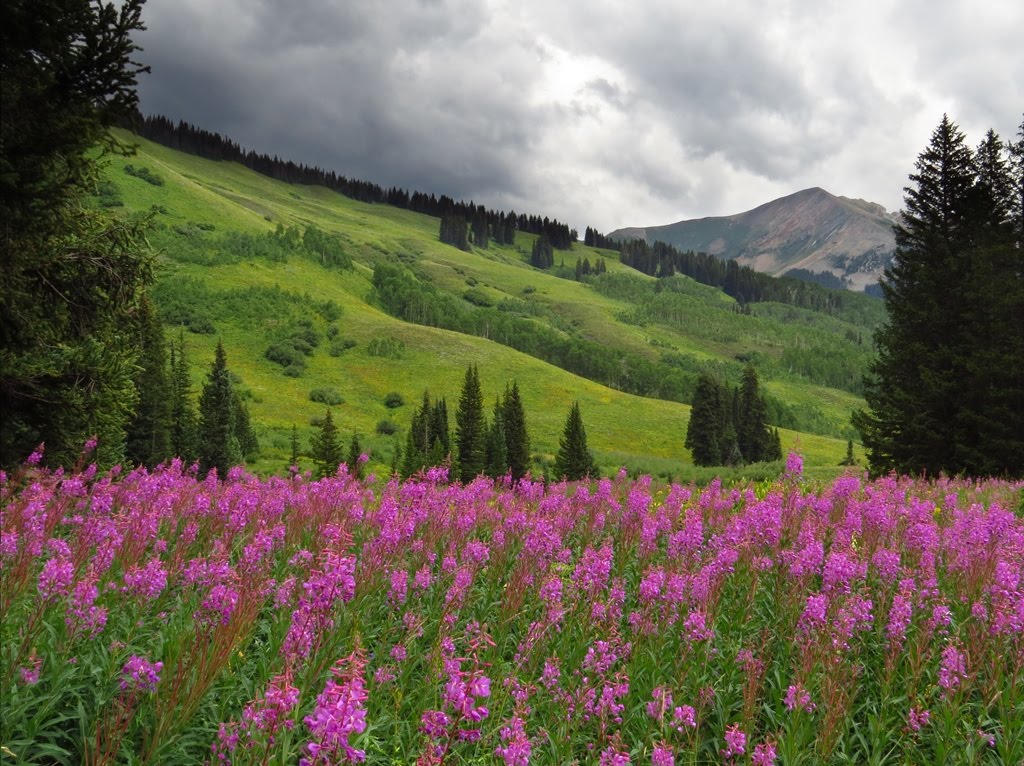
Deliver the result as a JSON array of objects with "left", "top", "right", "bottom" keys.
[{"left": 96, "top": 130, "right": 874, "bottom": 479}]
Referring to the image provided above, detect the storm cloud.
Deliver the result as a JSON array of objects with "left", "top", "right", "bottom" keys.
[{"left": 134, "top": 0, "right": 1023, "bottom": 232}]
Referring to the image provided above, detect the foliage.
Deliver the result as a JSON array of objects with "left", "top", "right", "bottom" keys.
[
  {"left": 854, "top": 116, "right": 1024, "bottom": 477},
  {"left": 309, "top": 387, "right": 344, "bottom": 406},
  {"left": 0, "top": 0, "right": 150, "bottom": 469},
  {"left": 125, "top": 296, "right": 173, "bottom": 467},
  {"left": 383, "top": 392, "right": 405, "bottom": 409},
  {"left": 310, "top": 408, "right": 343, "bottom": 478},
  {"left": 198, "top": 341, "right": 241, "bottom": 475},
  {"left": 501, "top": 382, "right": 531, "bottom": 481},
  {"left": 553, "top": 401, "right": 598, "bottom": 480},
  {"left": 455, "top": 365, "right": 486, "bottom": 482}
]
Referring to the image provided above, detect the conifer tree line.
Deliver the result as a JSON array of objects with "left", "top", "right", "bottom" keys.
[
  {"left": 133, "top": 114, "right": 576, "bottom": 249},
  {"left": 854, "top": 115, "right": 1024, "bottom": 478},
  {"left": 685, "top": 366, "right": 782, "bottom": 467}
]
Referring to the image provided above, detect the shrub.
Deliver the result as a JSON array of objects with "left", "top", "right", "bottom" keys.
[
  {"left": 265, "top": 343, "right": 305, "bottom": 369},
  {"left": 366, "top": 337, "right": 405, "bottom": 359},
  {"left": 309, "top": 387, "right": 344, "bottom": 406},
  {"left": 123, "top": 163, "right": 164, "bottom": 186},
  {"left": 383, "top": 392, "right": 404, "bottom": 409},
  {"left": 328, "top": 338, "right": 357, "bottom": 357},
  {"left": 376, "top": 418, "right": 398, "bottom": 435}
]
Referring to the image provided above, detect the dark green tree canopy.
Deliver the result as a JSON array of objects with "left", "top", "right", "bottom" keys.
[
  {"left": 553, "top": 401, "right": 597, "bottom": 481},
  {"left": 198, "top": 341, "right": 239, "bottom": 476},
  {"left": 854, "top": 115, "right": 1024, "bottom": 477},
  {"left": 501, "top": 382, "right": 531, "bottom": 480},
  {"left": 311, "top": 408, "right": 343, "bottom": 479},
  {"left": 455, "top": 365, "right": 486, "bottom": 482},
  {"left": 1, "top": 0, "right": 152, "bottom": 468}
]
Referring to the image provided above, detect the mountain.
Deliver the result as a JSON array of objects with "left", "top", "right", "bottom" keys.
[{"left": 609, "top": 187, "right": 897, "bottom": 291}]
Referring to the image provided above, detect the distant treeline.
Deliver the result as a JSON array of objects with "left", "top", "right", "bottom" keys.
[
  {"left": 129, "top": 114, "right": 576, "bottom": 248},
  {"left": 609, "top": 237, "right": 863, "bottom": 315}
]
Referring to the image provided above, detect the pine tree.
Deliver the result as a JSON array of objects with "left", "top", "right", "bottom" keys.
[
  {"left": 737, "top": 365, "right": 773, "bottom": 463},
  {"left": 0, "top": 0, "right": 151, "bottom": 468},
  {"left": 232, "top": 392, "right": 259, "bottom": 459},
  {"left": 501, "top": 382, "right": 531, "bottom": 480},
  {"left": 169, "top": 334, "right": 200, "bottom": 464},
  {"left": 289, "top": 424, "right": 301, "bottom": 470},
  {"left": 484, "top": 398, "right": 507, "bottom": 479},
  {"left": 347, "top": 433, "right": 363, "bottom": 479},
  {"left": 685, "top": 374, "right": 727, "bottom": 466},
  {"left": 455, "top": 365, "right": 486, "bottom": 482},
  {"left": 125, "top": 296, "right": 172, "bottom": 466},
  {"left": 840, "top": 439, "right": 856, "bottom": 466},
  {"left": 854, "top": 115, "right": 1024, "bottom": 476},
  {"left": 198, "top": 341, "right": 240, "bottom": 476},
  {"left": 553, "top": 401, "right": 597, "bottom": 480},
  {"left": 310, "top": 408, "right": 343, "bottom": 478}
]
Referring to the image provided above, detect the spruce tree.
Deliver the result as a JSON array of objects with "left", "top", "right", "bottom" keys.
[
  {"left": 169, "top": 334, "right": 200, "bottom": 464},
  {"left": 232, "top": 392, "right": 259, "bottom": 459},
  {"left": 685, "top": 374, "right": 726, "bottom": 466},
  {"left": 310, "top": 408, "right": 343, "bottom": 478},
  {"left": 854, "top": 115, "right": 1024, "bottom": 476},
  {"left": 553, "top": 401, "right": 597, "bottom": 480},
  {"left": 455, "top": 365, "right": 486, "bottom": 482},
  {"left": 289, "top": 424, "right": 301, "bottom": 470},
  {"left": 198, "top": 341, "right": 239, "bottom": 476},
  {"left": 347, "top": 433, "right": 363, "bottom": 479},
  {"left": 0, "top": 0, "right": 151, "bottom": 468},
  {"left": 484, "top": 398, "right": 507, "bottom": 479},
  {"left": 501, "top": 382, "right": 531, "bottom": 480},
  {"left": 125, "top": 296, "right": 172, "bottom": 467},
  {"left": 737, "top": 365, "right": 773, "bottom": 463}
]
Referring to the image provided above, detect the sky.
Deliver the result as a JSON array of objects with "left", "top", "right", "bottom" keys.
[{"left": 133, "top": 0, "right": 1023, "bottom": 234}]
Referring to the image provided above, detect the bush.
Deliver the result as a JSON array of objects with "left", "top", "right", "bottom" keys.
[
  {"left": 383, "top": 392, "right": 405, "bottom": 409},
  {"left": 376, "top": 418, "right": 398, "bottom": 435},
  {"left": 309, "top": 387, "right": 344, "bottom": 406},
  {"left": 366, "top": 337, "right": 405, "bottom": 359},
  {"left": 123, "top": 163, "right": 164, "bottom": 186},
  {"left": 265, "top": 343, "right": 305, "bottom": 369},
  {"left": 328, "top": 338, "right": 357, "bottom": 357}
]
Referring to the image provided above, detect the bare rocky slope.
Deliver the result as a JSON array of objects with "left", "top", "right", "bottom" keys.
[{"left": 610, "top": 187, "right": 898, "bottom": 291}]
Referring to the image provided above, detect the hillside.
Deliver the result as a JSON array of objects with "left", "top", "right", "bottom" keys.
[
  {"left": 97, "top": 131, "right": 876, "bottom": 477},
  {"left": 610, "top": 187, "right": 897, "bottom": 291}
]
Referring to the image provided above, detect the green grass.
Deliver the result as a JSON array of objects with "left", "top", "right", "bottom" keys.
[{"left": 101, "top": 131, "right": 869, "bottom": 478}]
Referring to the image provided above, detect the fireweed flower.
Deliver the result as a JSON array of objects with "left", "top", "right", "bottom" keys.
[
  {"left": 721, "top": 724, "right": 746, "bottom": 759},
  {"left": 495, "top": 715, "right": 531, "bottom": 766},
  {"left": 784, "top": 683, "right": 815, "bottom": 713},
  {"left": 120, "top": 655, "right": 163, "bottom": 693},
  {"left": 302, "top": 652, "right": 368, "bottom": 765},
  {"left": 752, "top": 741, "right": 778, "bottom": 766},
  {"left": 672, "top": 705, "right": 697, "bottom": 731},
  {"left": 907, "top": 707, "right": 930, "bottom": 732},
  {"left": 938, "top": 644, "right": 967, "bottom": 696},
  {"left": 651, "top": 744, "right": 674, "bottom": 766}
]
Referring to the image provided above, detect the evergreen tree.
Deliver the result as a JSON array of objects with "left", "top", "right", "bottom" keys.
[
  {"left": 553, "top": 401, "right": 597, "bottom": 480},
  {"left": 840, "top": 439, "right": 856, "bottom": 466},
  {"left": 289, "top": 424, "right": 301, "bottom": 470},
  {"left": 455, "top": 365, "right": 486, "bottom": 482},
  {"left": 310, "top": 408, "right": 343, "bottom": 478},
  {"left": 198, "top": 341, "right": 240, "bottom": 476},
  {"left": 169, "top": 334, "right": 200, "bottom": 464},
  {"left": 530, "top": 235, "right": 554, "bottom": 268},
  {"left": 501, "top": 382, "right": 531, "bottom": 480},
  {"left": 430, "top": 398, "right": 451, "bottom": 454},
  {"left": 347, "top": 433, "right": 363, "bottom": 479},
  {"left": 1, "top": 0, "right": 151, "bottom": 468},
  {"left": 439, "top": 213, "right": 469, "bottom": 250},
  {"left": 232, "top": 392, "right": 259, "bottom": 459},
  {"left": 484, "top": 398, "right": 507, "bottom": 479},
  {"left": 737, "top": 365, "right": 773, "bottom": 463},
  {"left": 854, "top": 115, "right": 1024, "bottom": 476},
  {"left": 685, "top": 374, "right": 727, "bottom": 466},
  {"left": 125, "top": 296, "right": 172, "bottom": 466}
]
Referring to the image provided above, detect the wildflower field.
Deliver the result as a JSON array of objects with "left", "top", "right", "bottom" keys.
[{"left": 1, "top": 452, "right": 1022, "bottom": 765}]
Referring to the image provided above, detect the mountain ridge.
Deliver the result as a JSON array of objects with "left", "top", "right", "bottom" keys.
[{"left": 610, "top": 187, "right": 898, "bottom": 291}]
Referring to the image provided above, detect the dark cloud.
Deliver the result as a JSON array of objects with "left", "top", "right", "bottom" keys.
[{"left": 134, "top": 0, "right": 1024, "bottom": 231}]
